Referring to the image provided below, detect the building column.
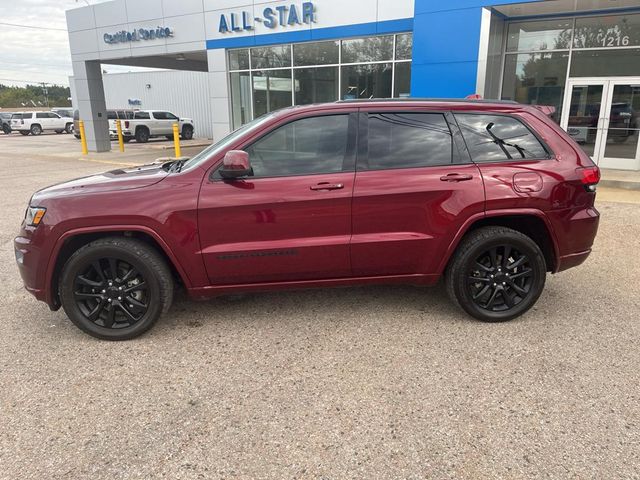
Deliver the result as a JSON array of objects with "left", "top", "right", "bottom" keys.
[
  {"left": 207, "top": 48, "right": 232, "bottom": 142},
  {"left": 72, "top": 60, "right": 110, "bottom": 152}
]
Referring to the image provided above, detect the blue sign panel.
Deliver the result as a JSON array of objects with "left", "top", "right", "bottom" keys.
[{"left": 219, "top": 2, "right": 315, "bottom": 34}]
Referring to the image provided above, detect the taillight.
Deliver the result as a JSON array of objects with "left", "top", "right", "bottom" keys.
[
  {"left": 578, "top": 166, "right": 600, "bottom": 192},
  {"left": 125, "top": 121, "right": 129, "bottom": 128}
]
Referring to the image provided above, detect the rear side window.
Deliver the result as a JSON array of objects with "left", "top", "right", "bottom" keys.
[
  {"left": 365, "top": 113, "right": 452, "bottom": 170},
  {"left": 244, "top": 114, "right": 354, "bottom": 178},
  {"left": 36, "top": 112, "right": 47, "bottom": 119},
  {"left": 153, "top": 111, "right": 168, "bottom": 120},
  {"left": 455, "top": 114, "right": 549, "bottom": 162},
  {"left": 134, "top": 111, "right": 150, "bottom": 119}
]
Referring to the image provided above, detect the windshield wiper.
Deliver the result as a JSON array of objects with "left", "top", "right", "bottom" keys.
[
  {"left": 165, "top": 158, "right": 189, "bottom": 173},
  {"left": 486, "top": 122, "right": 526, "bottom": 159}
]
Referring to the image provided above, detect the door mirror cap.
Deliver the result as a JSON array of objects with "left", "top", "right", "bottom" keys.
[{"left": 220, "top": 150, "right": 252, "bottom": 179}]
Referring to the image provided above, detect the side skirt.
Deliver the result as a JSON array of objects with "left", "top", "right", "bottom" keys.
[{"left": 187, "top": 273, "right": 440, "bottom": 300}]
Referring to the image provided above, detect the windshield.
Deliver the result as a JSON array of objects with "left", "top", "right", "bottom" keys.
[{"left": 182, "top": 114, "right": 276, "bottom": 171}]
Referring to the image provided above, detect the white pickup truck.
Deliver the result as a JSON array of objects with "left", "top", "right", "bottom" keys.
[{"left": 120, "top": 110, "right": 195, "bottom": 143}]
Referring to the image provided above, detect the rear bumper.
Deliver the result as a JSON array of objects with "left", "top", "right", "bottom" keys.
[{"left": 556, "top": 249, "right": 591, "bottom": 272}]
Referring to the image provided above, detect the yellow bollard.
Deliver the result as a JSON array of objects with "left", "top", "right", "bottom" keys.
[
  {"left": 172, "top": 123, "right": 181, "bottom": 158},
  {"left": 78, "top": 120, "right": 88, "bottom": 155},
  {"left": 116, "top": 119, "right": 125, "bottom": 152}
]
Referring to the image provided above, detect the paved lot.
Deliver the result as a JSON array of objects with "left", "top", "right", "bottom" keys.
[{"left": 0, "top": 134, "right": 639, "bottom": 479}]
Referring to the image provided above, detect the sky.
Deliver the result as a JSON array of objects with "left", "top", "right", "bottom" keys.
[{"left": 0, "top": 0, "right": 149, "bottom": 88}]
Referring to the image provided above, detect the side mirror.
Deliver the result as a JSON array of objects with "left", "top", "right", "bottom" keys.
[{"left": 220, "top": 150, "right": 252, "bottom": 179}]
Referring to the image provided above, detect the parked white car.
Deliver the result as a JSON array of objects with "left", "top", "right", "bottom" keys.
[
  {"left": 121, "top": 110, "right": 195, "bottom": 143},
  {"left": 11, "top": 111, "right": 74, "bottom": 136}
]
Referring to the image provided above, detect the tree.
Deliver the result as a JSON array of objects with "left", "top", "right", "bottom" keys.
[{"left": 0, "top": 84, "right": 71, "bottom": 109}]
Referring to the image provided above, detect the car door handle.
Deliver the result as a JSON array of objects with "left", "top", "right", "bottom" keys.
[
  {"left": 310, "top": 182, "right": 345, "bottom": 191},
  {"left": 440, "top": 173, "right": 473, "bottom": 182}
]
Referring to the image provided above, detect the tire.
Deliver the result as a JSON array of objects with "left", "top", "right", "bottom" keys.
[
  {"left": 30, "top": 124, "right": 42, "bottom": 136},
  {"left": 445, "top": 226, "right": 546, "bottom": 323},
  {"left": 59, "top": 237, "right": 174, "bottom": 341},
  {"left": 181, "top": 125, "right": 194, "bottom": 140},
  {"left": 65, "top": 123, "right": 74, "bottom": 134},
  {"left": 135, "top": 127, "right": 150, "bottom": 143},
  {"left": 20, "top": 131, "right": 30, "bottom": 136}
]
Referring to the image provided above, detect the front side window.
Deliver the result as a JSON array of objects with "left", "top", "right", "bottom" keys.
[
  {"left": 455, "top": 114, "right": 549, "bottom": 162},
  {"left": 153, "top": 112, "right": 167, "bottom": 120},
  {"left": 36, "top": 113, "right": 47, "bottom": 119},
  {"left": 244, "top": 115, "right": 353, "bottom": 178},
  {"left": 364, "top": 113, "right": 453, "bottom": 170}
]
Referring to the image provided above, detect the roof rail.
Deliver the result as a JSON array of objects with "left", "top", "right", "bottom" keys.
[{"left": 335, "top": 97, "right": 519, "bottom": 104}]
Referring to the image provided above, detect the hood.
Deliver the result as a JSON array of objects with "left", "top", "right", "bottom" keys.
[{"left": 32, "top": 162, "right": 169, "bottom": 202}]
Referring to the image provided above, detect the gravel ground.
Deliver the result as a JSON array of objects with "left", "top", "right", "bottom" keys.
[{"left": 0, "top": 134, "right": 639, "bottom": 479}]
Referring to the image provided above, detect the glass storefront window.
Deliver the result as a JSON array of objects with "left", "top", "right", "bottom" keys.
[
  {"left": 230, "top": 71, "right": 252, "bottom": 130},
  {"left": 395, "top": 33, "right": 413, "bottom": 60},
  {"left": 506, "top": 19, "right": 573, "bottom": 52},
  {"left": 570, "top": 49, "right": 640, "bottom": 77},
  {"left": 573, "top": 13, "right": 640, "bottom": 49},
  {"left": 229, "top": 33, "right": 412, "bottom": 127},
  {"left": 342, "top": 35, "right": 394, "bottom": 63},
  {"left": 341, "top": 63, "right": 393, "bottom": 100},
  {"left": 294, "top": 67, "right": 339, "bottom": 105},
  {"left": 251, "top": 45, "right": 291, "bottom": 69},
  {"left": 252, "top": 69, "right": 292, "bottom": 118},
  {"left": 394, "top": 62, "right": 411, "bottom": 98},
  {"left": 502, "top": 52, "right": 569, "bottom": 122},
  {"left": 293, "top": 41, "right": 339, "bottom": 66},
  {"left": 228, "top": 49, "right": 249, "bottom": 70}
]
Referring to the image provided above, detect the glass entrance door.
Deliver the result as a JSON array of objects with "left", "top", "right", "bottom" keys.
[{"left": 561, "top": 78, "right": 640, "bottom": 170}]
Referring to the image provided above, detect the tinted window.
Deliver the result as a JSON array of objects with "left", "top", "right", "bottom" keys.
[
  {"left": 455, "top": 114, "right": 549, "bottom": 162},
  {"left": 12, "top": 113, "right": 24, "bottom": 120},
  {"left": 365, "top": 113, "right": 452, "bottom": 170},
  {"left": 134, "top": 111, "right": 150, "bottom": 119},
  {"left": 153, "top": 111, "right": 168, "bottom": 120},
  {"left": 49, "top": 112, "right": 60, "bottom": 118},
  {"left": 107, "top": 111, "right": 117, "bottom": 119},
  {"left": 244, "top": 115, "right": 352, "bottom": 178},
  {"left": 36, "top": 113, "right": 47, "bottom": 119}
]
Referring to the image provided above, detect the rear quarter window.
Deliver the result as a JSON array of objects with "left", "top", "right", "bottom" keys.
[{"left": 455, "top": 113, "right": 549, "bottom": 162}]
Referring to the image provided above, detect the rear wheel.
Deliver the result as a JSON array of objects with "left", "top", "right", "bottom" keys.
[
  {"left": 135, "top": 127, "right": 150, "bottom": 143},
  {"left": 445, "top": 226, "right": 546, "bottom": 322},
  {"left": 30, "top": 124, "right": 42, "bottom": 136},
  {"left": 59, "top": 237, "right": 174, "bottom": 340},
  {"left": 181, "top": 125, "right": 194, "bottom": 140}
]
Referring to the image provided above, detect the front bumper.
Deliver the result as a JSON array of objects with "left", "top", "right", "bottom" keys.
[{"left": 14, "top": 234, "right": 48, "bottom": 303}]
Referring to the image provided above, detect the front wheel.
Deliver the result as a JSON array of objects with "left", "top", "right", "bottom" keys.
[
  {"left": 445, "top": 226, "right": 546, "bottom": 322},
  {"left": 65, "top": 123, "right": 74, "bottom": 134},
  {"left": 30, "top": 124, "right": 42, "bottom": 136},
  {"left": 59, "top": 237, "right": 174, "bottom": 340}
]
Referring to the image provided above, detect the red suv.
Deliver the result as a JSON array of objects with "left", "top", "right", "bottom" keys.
[{"left": 15, "top": 100, "right": 600, "bottom": 340}]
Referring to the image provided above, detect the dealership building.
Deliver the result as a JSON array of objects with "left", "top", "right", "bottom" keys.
[{"left": 67, "top": 0, "right": 640, "bottom": 170}]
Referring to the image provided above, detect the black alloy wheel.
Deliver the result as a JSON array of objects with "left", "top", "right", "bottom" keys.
[
  {"left": 467, "top": 245, "right": 533, "bottom": 312},
  {"left": 445, "top": 226, "right": 546, "bottom": 322},
  {"left": 72, "top": 257, "right": 149, "bottom": 329},
  {"left": 60, "top": 237, "right": 173, "bottom": 340}
]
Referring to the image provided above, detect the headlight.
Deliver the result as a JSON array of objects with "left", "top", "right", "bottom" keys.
[{"left": 25, "top": 206, "right": 46, "bottom": 226}]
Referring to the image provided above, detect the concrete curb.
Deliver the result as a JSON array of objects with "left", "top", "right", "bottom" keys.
[{"left": 600, "top": 179, "right": 640, "bottom": 191}]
